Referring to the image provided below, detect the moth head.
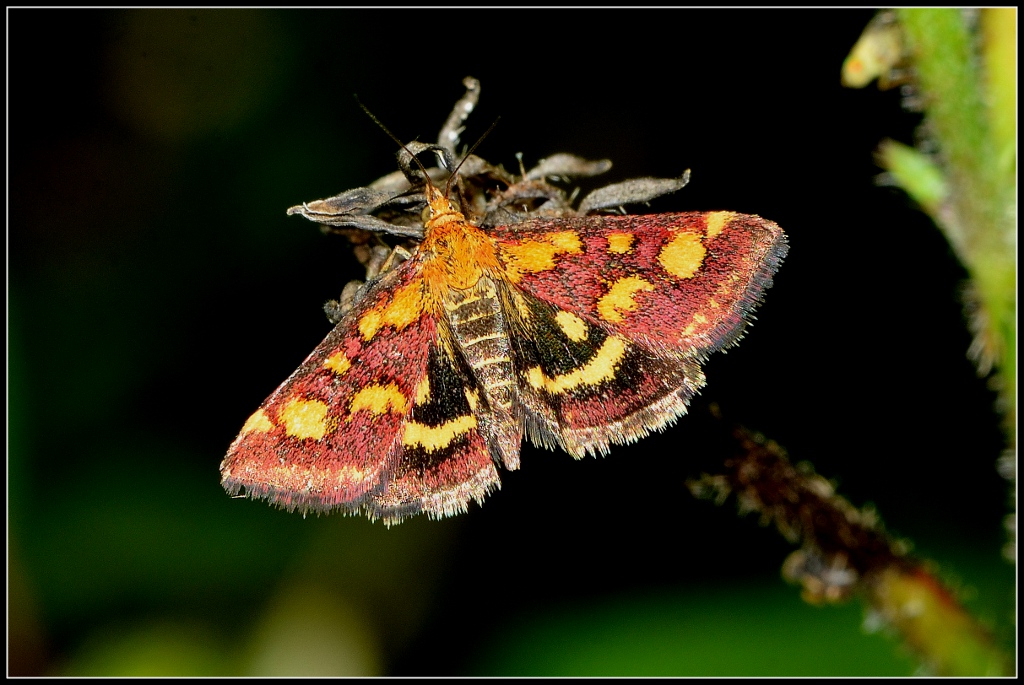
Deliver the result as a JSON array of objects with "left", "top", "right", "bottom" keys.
[
  {"left": 355, "top": 95, "right": 497, "bottom": 226},
  {"left": 423, "top": 182, "right": 463, "bottom": 223}
]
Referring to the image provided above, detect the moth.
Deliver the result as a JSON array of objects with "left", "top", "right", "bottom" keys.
[{"left": 221, "top": 78, "right": 788, "bottom": 525}]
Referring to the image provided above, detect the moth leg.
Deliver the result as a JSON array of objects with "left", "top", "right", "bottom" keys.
[
  {"left": 375, "top": 244, "right": 413, "bottom": 277},
  {"left": 324, "top": 244, "right": 414, "bottom": 323},
  {"left": 325, "top": 284, "right": 361, "bottom": 324}
]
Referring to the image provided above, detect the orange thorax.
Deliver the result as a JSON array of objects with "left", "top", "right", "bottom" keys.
[{"left": 419, "top": 187, "right": 501, "bottom": 296}]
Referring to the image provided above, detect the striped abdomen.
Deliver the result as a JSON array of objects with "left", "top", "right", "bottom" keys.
[{"left": 443, "top": 277, "right": 522, "bottom": 469}]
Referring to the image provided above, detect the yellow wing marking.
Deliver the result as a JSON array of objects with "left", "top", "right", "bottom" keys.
[
  {"left": 414, "top": 376, "right": 431, "bottom": 405},
  {"left": 323, "top": 351, "right": 351, "bottom": 375},
  {"left": 555, "top": 310, "right": 589, "bottom": 342},
  {"left": 597, "top": 276, "right": 655, "bottom": 323},
  {"left": 358, "top": 280, "right": 424, "bottom": 341},
  {"left": 280, "top": 397, "right": 331, "bottom": 440},
  {"left": 349, "top": 383, "right": 409, "bottom": 417},
  {"left": 659, "top": 232, "right": 706, "bottom": 279},
  {"left": 526, "top": 336, "right": 627, "bottom": 395},
  {"left": 704, "top": 211, "right": 737, "bottom": 239},
  {"left": 501, "top": 231, "right": 583, "bottom": 284},
  {"left": 402, "top": 415, "right": 478, "bottom": 452},
  {"left": 606, "top": 232, "right": 635, "bottom": 254},
  {"left": 240, "top": 409, "right": 274, "bottom": 435}
]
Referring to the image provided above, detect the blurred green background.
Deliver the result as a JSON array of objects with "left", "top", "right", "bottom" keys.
[{"left": 9, "top": 9, "right": 1013, "bottom": 676}]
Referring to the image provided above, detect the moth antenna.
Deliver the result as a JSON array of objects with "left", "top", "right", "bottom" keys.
[
  {"left": 355, "top": 95, "right": 435, "bottom": 187},
  {"left": 445, "top": 117, "right": 500, "bottom": 197}
]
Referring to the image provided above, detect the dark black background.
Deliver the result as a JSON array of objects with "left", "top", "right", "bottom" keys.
[{"left": 9, "top": 8, "right": 1011, "bottom": 676}]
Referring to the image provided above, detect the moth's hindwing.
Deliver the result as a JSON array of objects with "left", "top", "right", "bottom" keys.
[
  {"left": 504, "top": 287, "right": 707, "bottom": 458},
  {"left": 368, "top": 337, "right": 501, "bottom": 522}
]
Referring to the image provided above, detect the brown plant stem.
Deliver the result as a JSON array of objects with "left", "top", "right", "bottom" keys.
[{"left": 688, "top": 419, "right": 1012, "bottom": 676}]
